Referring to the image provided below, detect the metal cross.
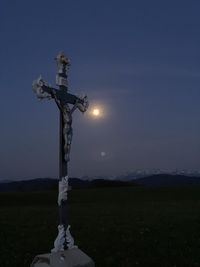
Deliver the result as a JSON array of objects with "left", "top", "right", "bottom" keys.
[{"left": 32, "top": 52, "right": 88, "bottom": 252}]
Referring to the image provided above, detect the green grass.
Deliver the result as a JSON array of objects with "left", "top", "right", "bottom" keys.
[{"left": 1, "top": 186, "right": 200, "bottom": 266}]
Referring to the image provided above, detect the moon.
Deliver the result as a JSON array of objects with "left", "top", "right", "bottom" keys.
[
  {"left": 88, "top": 104, "right": 106, "bottom": 120},
  {"left": 92, "top": 108, "right": 100, "bottom": 116}
]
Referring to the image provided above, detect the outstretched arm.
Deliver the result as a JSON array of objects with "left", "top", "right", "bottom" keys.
[
  {"left": 70, "top": 96, "right": 88, "bottom": 114},
  {"left": 51, "top": 90, "right": 63, "bottom": 111},
  {"left": 75, "top": 96, "right": 89, "bottom": 113}
]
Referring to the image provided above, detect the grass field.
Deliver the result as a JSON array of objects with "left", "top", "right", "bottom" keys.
[{"left": 1, "top": 186, "right": 200, "bottom": 267}]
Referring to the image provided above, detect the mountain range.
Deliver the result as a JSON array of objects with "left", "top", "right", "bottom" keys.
[{"left": 0, "top": 174, "right": 200, "bottom": 192}]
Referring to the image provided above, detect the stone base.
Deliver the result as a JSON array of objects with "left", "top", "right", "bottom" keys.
[{"left": 30, "top": 248, "right": 95, "bottom": 267}]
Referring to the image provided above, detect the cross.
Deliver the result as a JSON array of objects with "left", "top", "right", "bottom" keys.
[{"left": 32, "top": 52, "right": 88, "bottom": 252}]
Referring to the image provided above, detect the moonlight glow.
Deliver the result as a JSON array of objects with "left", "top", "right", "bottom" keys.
[{"left": 101, "top": 151, "right": 106, "bottom": 157}]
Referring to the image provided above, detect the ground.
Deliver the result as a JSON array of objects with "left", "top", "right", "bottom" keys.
[{"left": 0, "top": 186, "right": 200, "bottom": 267}]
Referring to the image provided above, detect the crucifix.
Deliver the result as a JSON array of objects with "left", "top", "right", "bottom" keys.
[{"left": 32, "top": 52, "right": 88, "bottom": 252}]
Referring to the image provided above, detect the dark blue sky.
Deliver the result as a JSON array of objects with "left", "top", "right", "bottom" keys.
[{"left": 0, "top": 0, "right": 200, "bottom": 180}]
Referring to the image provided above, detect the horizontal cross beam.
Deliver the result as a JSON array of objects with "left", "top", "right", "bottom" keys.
[{"left": 32, "top": 77, "right": 88, "bottom": 109}]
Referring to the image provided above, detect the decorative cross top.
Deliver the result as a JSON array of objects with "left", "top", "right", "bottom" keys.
[{"left": 32, "top": 52, "right": 89, "bottom": 251}]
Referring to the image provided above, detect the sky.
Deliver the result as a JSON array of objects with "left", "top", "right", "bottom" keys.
[{"left": 0, "top": 0, "right": 200, "bottom": 180}]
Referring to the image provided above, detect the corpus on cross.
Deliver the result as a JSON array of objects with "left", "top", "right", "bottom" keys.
[{"left": 32, "top": 52, "right": 88, "bottom": 251}]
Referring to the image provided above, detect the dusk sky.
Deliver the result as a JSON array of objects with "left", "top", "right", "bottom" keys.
[{"left": 0, "top": 0, "right": 200, "bottom": 180}]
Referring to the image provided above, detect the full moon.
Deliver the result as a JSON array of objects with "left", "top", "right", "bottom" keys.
[
  {"left": 88, "top": 104, "right": 105, "bottom": 120},
  {"left": 92, "top": 108, "right": 100, "bottom": 116}
]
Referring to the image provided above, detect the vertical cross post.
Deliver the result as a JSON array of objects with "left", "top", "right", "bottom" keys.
[
  {"left": 55, "top": 53, "right": 69, "bottom": 179},
  {"left": 56, "top": 53, "right": 72, "bottom": 251}
]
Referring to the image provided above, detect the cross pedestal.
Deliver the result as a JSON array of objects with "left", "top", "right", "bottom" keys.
[
  {"left": 31, "top": 53, "right": 94, "bottom": 266},
  {"left": 31, "top": 248, "right": 95, "bottom": 267}
]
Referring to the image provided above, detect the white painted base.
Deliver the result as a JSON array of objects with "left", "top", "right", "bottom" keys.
[{"left": 30, "top": 248, "right": 95, "bottom": 267}]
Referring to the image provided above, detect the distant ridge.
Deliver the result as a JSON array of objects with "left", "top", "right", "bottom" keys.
[
  {"left": 0, "top": 175, "right": 200, "bottom": 192},
  {"left": 134, "top": 174, "right": 200, "bottom": 187},
  {"left": 0, "top": 178, "right": 57, "bottom": 192},
  {"left": 0, "top": 178, "right": 135, "bottom": 192}
]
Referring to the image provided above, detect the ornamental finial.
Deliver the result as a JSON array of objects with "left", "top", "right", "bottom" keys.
[
  {"left": 55, "top": 52, "right": 70, "bottom": 88},
  {"left": 55, "top": 52, "right": 70, "bottom": 72}
]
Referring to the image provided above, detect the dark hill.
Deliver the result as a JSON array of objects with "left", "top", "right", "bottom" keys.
[
  {"left": 0, "top": 178, "right": 57, "bottom": 192},
  {"left": 1, "top": 174, "right": 199, "bottom": 192},
  {"left": 90, "top": 179, "right": 133, "bottom": 187},
  {"left": 135, "top": 174, "right": 200, "bottom": 187},
  {"left": 0, "top": 178, "right": 136, "bottom": 192}
]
